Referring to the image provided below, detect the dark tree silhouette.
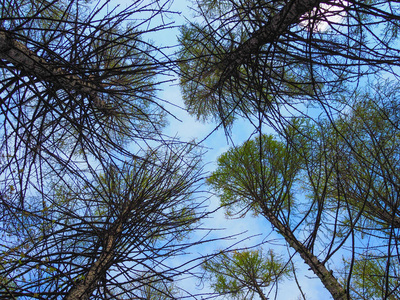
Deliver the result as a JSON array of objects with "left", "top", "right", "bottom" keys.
[
  {"left": 1, "top": 145, "right": 205, "bottom": 299},
  {"left": 178, "top": 0, "right": 400, "bottom": 129},
  {"left": 0, "top": 0, "right": 169, "bottom": 206},
  {"left": 0, "top": 0, "right": 208, "bottom": 299}
]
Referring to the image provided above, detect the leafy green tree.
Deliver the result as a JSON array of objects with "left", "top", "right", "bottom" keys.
[
  {"left": 299, "top": 82, "right": 400, "bottom": 299},
  {"left": 208, "top": 133, "right": 348, "bottom": 299},
  {"left": 341, "top": 254, "right": 400, "bottom": 300},
  {"left": 178, "top": 0, "right": 400, "bottom": 134},
  {"left": 178, "top": 4, "right": 319, "bottom": 127},
  {"left": 208, "top": 134, "right": 301, "bottom": 218},
  {"left": 320, "top": 82, "right": 400, "bottom": 231},
  {"left": 179, "top": 0, "right": 400, "bottom": 298},
  {"left": 203, "top": 248, "right": 291, "bottom": 299},
  {"left": 206, "top": 80, "right": 400, "bottom": 299}
]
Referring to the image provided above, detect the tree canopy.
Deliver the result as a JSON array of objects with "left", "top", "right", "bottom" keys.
[
  {"left": 0, "top": 0, "right": 207, "bottom": 299},
  {"left": 2, "top": 0, "right": 400, "bottom": 298},
  {"left": 203, "top": 248, "right": 291, "bottom": 299},
  {"left": 178, "top": 0, "right": 400, "bottom": 298},
  {"left": 206, "top": 81, "right": 400, "bottom": 299}
]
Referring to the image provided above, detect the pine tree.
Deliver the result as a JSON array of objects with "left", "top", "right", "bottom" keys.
[{"left": 0, "top": 1, "right": 206, "bottom": 298}]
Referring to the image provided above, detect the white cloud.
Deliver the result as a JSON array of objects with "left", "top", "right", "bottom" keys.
[{"left": 300, "top": 0, "right": 348, "bottom": 32}]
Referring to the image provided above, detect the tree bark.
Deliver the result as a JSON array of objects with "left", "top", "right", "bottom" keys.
[
  {"left": 221, "top": 0, "right": 324, "bottom": 71},
  {"left": 64, "top": 250, "right": 114, "bottom": 300},
  {"left": 64, "top": 220, "right": 122, "bottom": 300},
  {"left": 262, "top": 208, "right": 348, "bottom": 300},
  {"left": 0, "top": 30, "right": 104, "bottom": 107},
  {"left": 254, "top": 281, "right": 269, "bottom": 300},
  {"left": 64, "top": 196, "right": 134, "bottom": 300}
]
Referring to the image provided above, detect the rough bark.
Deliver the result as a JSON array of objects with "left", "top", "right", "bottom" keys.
[
  {"left": 220, "top": 0, "right": 324, "bottom": 72},
  {"left": 0, "top": 30, "right": 104, "bottom": 107},
  {"left": 64, "top": 218, "right": 124, "bottom": 300},
  {"left": 64, "top": 194, "right": 135, "bottom": 300},
  {"left": 262, "top": 208, "right": 348, "bottom": 300},
  {"left": 64, "top": 250, "right": 114, "bottom": 300}
]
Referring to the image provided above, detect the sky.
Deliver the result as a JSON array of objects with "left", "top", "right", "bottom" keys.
[
  {"left": 114, "top": 0, "right": 341, "bottom": 298},
  {"left": 1, "top": 0, "right": 393, "bottom": 299}
]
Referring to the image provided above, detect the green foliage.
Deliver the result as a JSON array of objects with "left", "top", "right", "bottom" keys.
[
  {"left": 341, "top": 254, "right": 400, "bottom": 300},
  {"left": 206, "top": 80, "right": 400, "bottom": 298},
  {"left": 136, "top": 275, "right": 182, "bottom": 299},
  {"left": 178, "top": 0, "right": 324, "bottom": 128},
  {"left": 203, "top": 248, "right": 291, "bottom": 299},
  {"left": 208, "top": 134, "right": 301, "bottom": 217},
  {"left": 300, "top": 81, "right": 400, "bottom": 232},
  {"left": 178, "top": 23, "right": 237, "bottom": 125}
]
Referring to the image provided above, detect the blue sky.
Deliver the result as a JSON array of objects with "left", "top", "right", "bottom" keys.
[
  {"left": 111, "top": 0, "right": 340, "bottom": 298},
  {"left": 156, "top": 2, "right": 333, "bottom": 299}
]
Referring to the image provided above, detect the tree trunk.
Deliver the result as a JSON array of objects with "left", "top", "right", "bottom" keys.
[
  {"left": 262, "top": 208, "right": 348, "bottom": 300},
  {"left": 64, "top": 250, "right": 114, "bottom": 300},
  {"left": 220, "top": 0, "right": 324, "bottom": 73},
  {"left": 65, "top": 211, "right": 126, "bottom": 299},
  {"left": 0, "top": 30, "right": 104, "bottom": 107},
  {"left": 254, "top": 281, "right": 269, "bottom": 300}
]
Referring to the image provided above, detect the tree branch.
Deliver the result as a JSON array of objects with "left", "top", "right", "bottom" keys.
[
  {"left": 262, "top": 207, "right": 348, "bottom": 300},
  {"left": 0, "top": 30, "right": 104, "bottom": 107},
  {"left": 221, "top": 0, "right": 324, "bottom": 70}
]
